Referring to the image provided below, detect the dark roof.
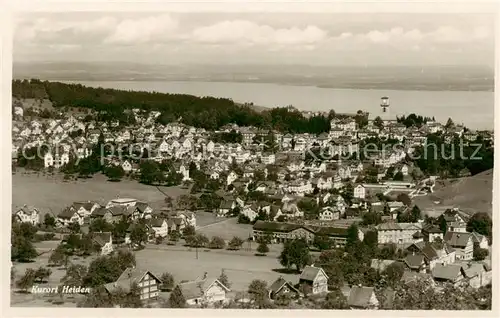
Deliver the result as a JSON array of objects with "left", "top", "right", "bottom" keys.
[
  {"left": 92, "top": 232, "right": 112, "bottom": 246},
  {"left": 347, "top": 286, "right": 376, "bottom": 308},
  {"left": 253, "top": 220, "right": 301, "bottom": 233},
  {"left": 432, "top": 264, "right": 464, "bottom": 281},
  {"left": 58, "top": 207, "right": 77, "bottom": 219},
  {"left": 72, "top": 201, "right": 96, "bottom": 211},
  {"left": 443, "top": 232, "right": 472, "bottom": 248},
  {"left": 92, "top": 207, "right": 108, "bottom": 217},
  {"left": 422, "top": 224, "right": 442, "bottom": 234},
  {"left": 135, "top": 202, "right": 150, "bottom": 213},
  {"left": 404, "top": 254, "right": 425, "bottom": 269},
  {"left": 269, "top": 277, "right": 300, "bottom": 295}
]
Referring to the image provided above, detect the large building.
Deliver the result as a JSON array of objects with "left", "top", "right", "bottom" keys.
[{"left": 252, "top": 221, "right": 362, "bottom": 248}]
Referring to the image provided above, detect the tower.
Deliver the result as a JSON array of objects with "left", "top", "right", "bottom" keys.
[{"left": 380, "top": 96, "right": 390, "bottom": 113}]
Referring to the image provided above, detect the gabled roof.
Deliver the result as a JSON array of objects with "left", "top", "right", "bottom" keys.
[
  {"left": 299, "top": 266, "right": 328, "bottom": 282},
  {"left": 443, "top": 232, "right": 472, "bottom": 248},
  {"left": 432, "top": 263, "right": 464, "bottom": 281},
  {"left": 403, "top": 254, "right": 425, "bottom": 269},
  {"left": 58, "top": 207, "right": 78, "bottom": 219},
  {"left": 177, "top": 278, "right": 230, "bottom": 300},
  {"left": 347, "top": 286, "right": 376, "bottom": 308},
  {"left": 104, "top": 267, "right": 161, "bottom": 294},
  {"left": 268, "top": 276, "right": 300, "bottom": 295},
  {"left": 92, "top": 232, "right": 112, "bottom": 246}
]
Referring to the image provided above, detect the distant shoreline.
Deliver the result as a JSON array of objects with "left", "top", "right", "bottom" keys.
[{"left": 13, "top": 77, "right": 494, "bottom": 93}]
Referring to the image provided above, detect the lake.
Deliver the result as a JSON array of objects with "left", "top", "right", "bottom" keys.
[{"left": 68, "top": 81, "right": 494, "bottom": 130}]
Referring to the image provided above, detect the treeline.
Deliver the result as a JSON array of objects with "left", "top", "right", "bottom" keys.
[
  {"left": 396, "top": 113, "right": 434, "bottom": 128},
  {"left": 414, "top": 133, "right": 494, "bottom": 177},
  {"left": 12, "top": 79, "right": 330, "bottom": 134}
]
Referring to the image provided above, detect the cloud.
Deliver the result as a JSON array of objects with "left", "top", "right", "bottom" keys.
[
  {"left": 191, "top": 20, "right": 328, "bottom": 45},
  {"left": 104, "top": 14, "right": 179, "bottom": 44}
]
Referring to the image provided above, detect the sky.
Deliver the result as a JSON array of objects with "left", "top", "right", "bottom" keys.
[{"left": 13, "top": 12, "right": 496, "bottom": 67}]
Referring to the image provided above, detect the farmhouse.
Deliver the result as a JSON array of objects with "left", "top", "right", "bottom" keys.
[
  {"left": 13, "top": 205, "right": 40, "bottom": 225},
  {"left": 177, "top": 276, "right": 231, "bottom": 307},
  {"left": 268, "top": 276, "right": 301, "bottom": 300},
  {"left": 91, "top": 232, "right": 114, "bottom": 255},
  {"left": 298, "top": 265, "right": 328, "bottom": 295},
  {"left": 443, "top": 232, "right": 474, "bottom": 261},
  {"left": 104, "top": 267, "right": 162, "bottom": 303}
]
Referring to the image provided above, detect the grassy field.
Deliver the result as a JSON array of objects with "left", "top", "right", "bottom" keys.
[
  {"left": 135, "top": 246, "right": 297, "bottom": 293},
  {"left": 197, "top": 217, "right": 253, "bottom": 240},
  {"left": 413, "top": 169, "right": 493, "bottom": 217},
  {"left": 11, "top": 240, "right": 297, "bottom": 307},
  {"left": 12, "top": 172, "right": 187, "bottom": 216}
]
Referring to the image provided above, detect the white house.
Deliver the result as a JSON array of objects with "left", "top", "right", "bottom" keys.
[
  {"left": 353, "top": 184, "right": 366, "bottom": 199},
  {"left": 178, "top": 276, "right": 231, "bottom": 307},
  {"left": 13, "top": 205, "right": 41, "bottom": 225},
  {"left": 319, "top": 207, "right": 340, "bottom": 221},
  {"left": 150, "top": 218, "right": 169, "bottom": 238},
  {"left": 92, "top": 232, "right": 114, "bottom": 255}
]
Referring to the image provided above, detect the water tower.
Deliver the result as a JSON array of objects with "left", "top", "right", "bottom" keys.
[{"left": 380, "top": 96, "right": 390, "bottom": 113}]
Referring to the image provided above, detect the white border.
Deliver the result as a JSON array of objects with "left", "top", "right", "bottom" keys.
[{"left": 1, "top": 1, "right": 499, "bottom": 318}]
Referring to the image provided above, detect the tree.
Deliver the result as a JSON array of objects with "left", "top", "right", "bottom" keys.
[
  {"left": 160, "top": 272, "right": 175, "bottom": 291},
  {"left": 167, "top": 285, "right": 186, "bottom": 308},
  {"left": 68, "top": 222, "right": 81, "bottom": 234},
  {"left": 313, "top": 235, "right": 332, "bottom": 251},
  {"left": 218, "top": 269, "right": 231, "bottom": 289},
  {"left": 49, "top": 244, "right": 68, "bottom": 267},
  {"left": 188, "top": 233, "right": 209, "bottom": 248},
  {"left": 16, "top": 268, "right": 36, "bottom": 292},
  {"left": 34, "top": 266, "right": 52, "bottom": 283},
  {"left": 382, "top": 262, "right": 406, "bottom": 288},
  {"left": 105, "top": 165, "right": 125, "bottom": 182},
  {"left": 248, "top": 279, "right": 270, "bottom": 309},
  {"left": 44, "top": 213, "right": 56, "bottom": 228},
  {"left": 373, "top": 116, "right": 384, "bottom": 129},
  {"left": 363, "top": 230, "right": 378, "bottom": 249},
  {"left": 139, "top": 160, "right": 165, "bottom": 185},
  {"left": 445, "top": 117, "right": 454, "bottom": 128},
  {"left": 89, "top": 218, "right": 113, "bottom": 233},
  {"left": 396, "top": 193, "right": 412, "bottom": 206},
  {"left": 61, "top": 264, "right": 88, "bottom": 287},
  {"left": 279, "top": 239, "right": 311, "bottom": 272},
  {"left": 409, "top": 205, "right": 422, "bottom": 223},
  {"left": 362, "top": 211, "right": 382, "bottom": 225},
  {"left": 322, "top": 289, "right": 349, "bottom": 309},
  {"left": 228, "top": 236, "right": 245, "bottom": 250},
  {"left": 209, "top": 236, "right": 226, "bottom": 249},
  {"left": 473, "top": 243, "right": 489, "bottom": 261},
  {"left": 11, "top": 236, "right": 38, "bottom": 262},
  {"left": 130, "top": 223, "right": 148, "bottom": 247},
  {"left": 182, "top": 225, "right": 196, "bottom": 237},
  {"left": 393, "top": 171, "right": 404, "bottom": 181},
  {"left": 346, "top": 223, "right": 359, "bottom": 248},
  {"left": 467, "top": 212, "right": 492, "bottom": 243},
  {"left": 256, "top": 241, "right": 269, "bottom": 255}
]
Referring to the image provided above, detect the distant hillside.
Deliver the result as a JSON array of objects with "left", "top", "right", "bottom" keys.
[
  {"left": 11, "top": 79, "right": 330, "bottom": 134},
  {"left": 414, "top": 169, "right": 493, "bottom": 216}
]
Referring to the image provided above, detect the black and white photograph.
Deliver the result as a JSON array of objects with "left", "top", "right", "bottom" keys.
[{"left": 6, "top": 1, "right": 496, "bottom": 312}]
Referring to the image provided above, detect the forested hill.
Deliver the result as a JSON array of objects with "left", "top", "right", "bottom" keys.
[{"left": 12, "top": 79, "right": 331, "bottom": 134}]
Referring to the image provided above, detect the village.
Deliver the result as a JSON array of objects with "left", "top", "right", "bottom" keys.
[{"left": 11, "top": 97, "right": 493, "bottom": 309}]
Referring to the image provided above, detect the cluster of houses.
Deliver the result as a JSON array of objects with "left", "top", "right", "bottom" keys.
[
  {"left": 99, "top": 262, "right": 391, "bottom": 309},
  {"left": 12, "top": 198, "right": 197, "bottom": 255}
]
